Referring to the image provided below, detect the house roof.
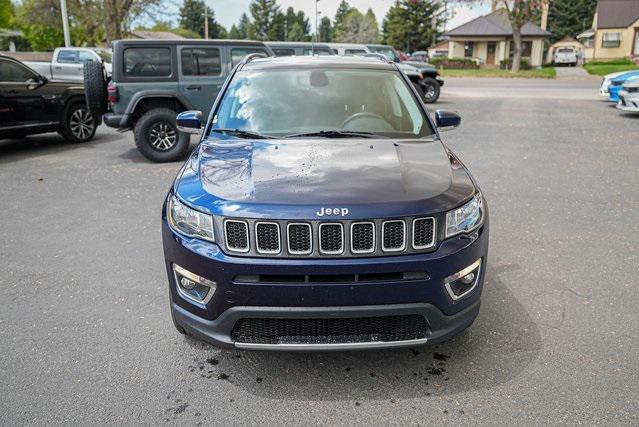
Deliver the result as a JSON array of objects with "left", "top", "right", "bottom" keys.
[
  {"left": 130, "top": 31, "right": 185, "bottom": 40},
  {"left": 443, "top": 9, "right": 550, "bottom": 38},
  {"left": 429, "top": 39, "right": 449, "bottom": 50},
  {"left": 596, "top": 0, "right": 639, "bottom": 29}
]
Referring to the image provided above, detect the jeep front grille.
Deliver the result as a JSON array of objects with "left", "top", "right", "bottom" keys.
[{"left": 219, "top": 216, "right": 439, "bottom": 258}]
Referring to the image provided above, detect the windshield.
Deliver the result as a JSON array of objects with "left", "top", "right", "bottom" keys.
[
  {"left": 210, "top": 68, "right": 433, "bottom": 139},
  {"left": 369, "top": 46, "right": 399, "bottom": 62},
  {"left": 95, "top": 50, "right": 113, "bottom": 63}
]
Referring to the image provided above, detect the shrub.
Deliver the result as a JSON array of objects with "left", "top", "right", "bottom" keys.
[
  {"left": 500, "top": 58, "right": 531, "bottom": 70},
  {"left": 430, "top": 57, "right": 479, "bottom": 69}
]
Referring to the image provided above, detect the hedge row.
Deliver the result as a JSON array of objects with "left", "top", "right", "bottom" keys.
[{"left": 430, "top": 57, "right": 479, "bottom": 69}]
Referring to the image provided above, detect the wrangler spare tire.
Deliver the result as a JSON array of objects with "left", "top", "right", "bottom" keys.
[{"left": 83, "top": 59, "right": 107, "bottom": 125}]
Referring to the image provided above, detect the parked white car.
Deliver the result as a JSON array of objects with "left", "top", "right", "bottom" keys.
[
  {"left": 599, "top": 70, "right": 629, "bottom": 96},
  {"left": 553, "top": 47, "right": 577, "bottom": 66},
  {"left": 327, "top": 43, "right": 370, "bottom": 56},
  {"left": 24, "top": 47, "right": 112, "bottom": 82},
  {"left": 616, "top": 79, "right": 639, "bottom": 112}
]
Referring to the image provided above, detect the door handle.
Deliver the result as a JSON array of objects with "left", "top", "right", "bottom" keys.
[
  {"left": 55, "top": 66, "right": 62, "bottom": 70},
  {"left": 186, "top": 85, "right": 201, "bottom": 91}
]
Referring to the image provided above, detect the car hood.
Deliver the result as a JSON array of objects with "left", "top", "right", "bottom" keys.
[{"left": 175, "top": 138, "right": 476, "bottom": 219}]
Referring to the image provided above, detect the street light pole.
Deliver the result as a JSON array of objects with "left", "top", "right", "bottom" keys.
[
  {"left": 315, "top": 0, "right": 320, "bottom": 43},
  {"left": 60, "top": 0, "right": 71, "bottom": 47}
]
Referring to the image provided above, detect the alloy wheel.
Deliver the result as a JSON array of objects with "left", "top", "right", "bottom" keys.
[
  {"left": 69, "top": 108, "right": 95, "bottom": 140},
  {"left": 149, "top": 122, "right": 177, "bottom": 151}
]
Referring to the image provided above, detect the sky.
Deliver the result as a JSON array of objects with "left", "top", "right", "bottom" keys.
[{"left": 205, "top": 0, "right": 490, "bottom": 33}]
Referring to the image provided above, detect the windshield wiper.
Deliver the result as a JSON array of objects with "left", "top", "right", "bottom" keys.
[
  {"left": 284, "top": 130, "right": 383, "bottom": 139},
  {"left": 210, "top": 128, "right": 274, "bottom": 139}
]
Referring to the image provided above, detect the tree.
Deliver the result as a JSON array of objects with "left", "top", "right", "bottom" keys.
[
  {"left": 237, "top": 13, "right": 250, "bottom": 39},
  {"left": 104, "top": 0, "right": 163, "bottom": 43},
  {"left": 248, "top": 0, "right": 280, "bottom": 41},
  {"left": 332, "top": 0, "right": 352, "bottom": 41},
  {"left": 0, "top": 0, "right": 13, "bottom": 28},
  {"left": 318, "top": 16, "right": 332, "bottom": 42},
  {"left": 459, "top": 0, "right": 545, "bottom": 72},
  {"left": 547, "top": 0, "right": 596, "bottom": 44},
  {"left": 382, "top": 0, "right": 444, "bottom": 52},
  {"left": 179, "top": 0, "right": 223, "bottom": 38},
  {"left": 228, "top": 24, "right": 241, "bottom": 39},
  {"left": 287, "top": 22, "right": 304, "bottom": 41}
]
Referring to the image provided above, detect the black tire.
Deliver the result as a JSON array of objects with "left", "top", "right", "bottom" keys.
[
  {"left": 60, "top": 103, "right": 97, "bottom": 143},
  {"left": 420, "top": 77, "right": 441, "bottom": 103},
  {"left": 83, "top": 60, "right": 107, "bottom": 125},
  {"left": 134, "top": 108, "right": 190, "bottom": 162}
]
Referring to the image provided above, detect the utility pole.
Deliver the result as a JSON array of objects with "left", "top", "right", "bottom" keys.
[
  {"left": 204, "top": 2, "right": 209, "bottom": 39},
  {"left": 317, "top": 11, "right": 322, "bottom": 42},
  {"left": 315, "top": 0, "right": 320, "bottom": 43},
  {"left": 60, "top": 0, "right": 71, "bottom": 47}
]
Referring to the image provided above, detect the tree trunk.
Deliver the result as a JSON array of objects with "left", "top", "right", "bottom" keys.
[
  {"left": 104, "top": 0, "right": 123, "bottom": 44},
  {"left": 511, "top": 24, "right": 522, "bottom": 73}
]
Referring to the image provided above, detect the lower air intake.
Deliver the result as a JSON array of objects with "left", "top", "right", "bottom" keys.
[{"left": 231, "top": 315, "right": 428, "bottom": 345}]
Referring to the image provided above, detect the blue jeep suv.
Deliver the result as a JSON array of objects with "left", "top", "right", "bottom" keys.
[{"left": 162, "top": 55, "right": 489, "bottom": 350}]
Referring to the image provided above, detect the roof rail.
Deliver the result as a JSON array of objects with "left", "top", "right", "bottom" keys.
[{"left": 242, "top": 52, "right": 268, "bottom": 64}]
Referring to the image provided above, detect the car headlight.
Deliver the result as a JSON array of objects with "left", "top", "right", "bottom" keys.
[
  {"left": 168, "top": 195, "right": 214, "bottom": 242},
  {"left": 445, "top": 193, "right": 483, "bottom": 238}
]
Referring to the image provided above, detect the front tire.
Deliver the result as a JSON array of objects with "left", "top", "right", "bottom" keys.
[
  {"left": 134, "top": 108, "right": 190, "bottom": 163},
  {"left": 420, "top": 77, "right": 441, "bottom": 103},
  {"left": 61, "top": 103, "right": 96, "bottom": 143}
]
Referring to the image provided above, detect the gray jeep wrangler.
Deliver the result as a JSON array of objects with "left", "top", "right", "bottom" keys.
[{"left": 85, "top": 39, "right": 272, "bottom": 162}]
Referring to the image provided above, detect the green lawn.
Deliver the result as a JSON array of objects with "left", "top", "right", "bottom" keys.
[
  {"left": 583, "top": 59, "right": 639, "bottom": 76},
  {"left": 439, "top": 67, "right": 556, "bottom": 79}
]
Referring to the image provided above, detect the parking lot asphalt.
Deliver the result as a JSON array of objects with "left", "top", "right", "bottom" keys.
[{"left": 1, "top": 77, "right": 637, "bottom": 425}]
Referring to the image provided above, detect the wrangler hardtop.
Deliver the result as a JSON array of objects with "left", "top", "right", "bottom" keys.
[{"left": 84, "top": 39, "right": 273, "bottom": 162}]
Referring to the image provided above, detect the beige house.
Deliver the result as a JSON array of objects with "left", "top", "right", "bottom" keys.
[
  {"left": 577, "top": 0, "right": 639, "bottom": 61},
  {"left": 443, "top": 9, "right": 549, "bottom": 67}
]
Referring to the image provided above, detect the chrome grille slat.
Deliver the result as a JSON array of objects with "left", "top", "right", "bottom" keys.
[
  {"left": 287, "top": 223, "right": 312, "bottom": 255},
  {"left": 412, "top": 218, "right": 435, "bottom": 249},
  {"left": 224, "top": 220, "right": 249, "bottom": 252},
  {"left": 382, "top": 220, "right": 406, "bottom": 252},
  {"left": 255, "top": 222, "right": 280, "bottom": 254},
  {"left": 319, "top": 223, "right": 344, "bottom": 254}
]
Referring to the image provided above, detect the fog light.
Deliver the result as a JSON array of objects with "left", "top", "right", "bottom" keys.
[
  {"left": 173, "top": 264, "right": 216, "bottom": 304},
  {"left": 444, "top": 259, "right": 481, "bottom": 301}
]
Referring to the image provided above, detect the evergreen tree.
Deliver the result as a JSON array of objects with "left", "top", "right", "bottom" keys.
[
  {"left": 0, "top": 0, "right": 13, "bottom": 28},
  {"left": 229, "top": 24, "right": 241, "bottom": 39},
  {"left": 268, "top": 10, "right": 286, "bottom": 41},
  {"left": 248, "top": 0, "right": 280, "bottom": 40},
  {"left": 318, "top": 16, "right": 332, "bottom": 42},
  {"left": 288, "top": 22, "right": 305, "bottom": 41},
  {"left": 237, "top": 13, "right": 251, "bottom": 39},
  {"left": 332, "top": 0, "right": 352, "bottom": 41},
  {"left": 179, "top": 0, "right": 222, "bottom": 38},
  {"left": 547, "top": 0, "right": 597, "bottom": 44},
  {"left": 382, "top": 0, "right": 444, "bottom": 52}
]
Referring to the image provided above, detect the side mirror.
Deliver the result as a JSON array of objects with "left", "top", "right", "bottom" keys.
[
  {"left": 26, "top": 76, "right": 45, "bottom": 90},
  {"left": 176, "top": 110, "right": 203, "bottom": 134},
  {"left": 434, "top": 110, "right": 461, "bottom": 131}
]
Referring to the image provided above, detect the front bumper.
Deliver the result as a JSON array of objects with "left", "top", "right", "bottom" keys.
[
  {"left": 616, "top": 92, "right": 639, "bottom": 112},
  {"left": 162, "top": 214, "right": 489, "bottom": 350}
]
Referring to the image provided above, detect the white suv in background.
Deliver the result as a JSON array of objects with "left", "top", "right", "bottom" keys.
[{"left": 553, "top": 48, "right": 578, "bottom": 66}]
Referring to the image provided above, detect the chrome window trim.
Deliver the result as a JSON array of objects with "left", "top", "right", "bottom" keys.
[
  {"left": 412, "top": 217, "right": 436, "bottom": 250},
  {"left": 444, "top": 258, "right": 482, "bottom": 301},
  {"left": 287, "top": 222, "right": 313, "bottom": 255},
  {"left": 350, "top": 221, "right": 375, "bottom": 254},
  {"left": 381, "top": 220, "right": 406, "bottom": 252},
  {"left": 224, "top": 219, "right": 250, "bottom": 253},
  {"left": 254, "top": 221, "right": 281, "bottom": 254},
  {"left": 318, "top": 222, "right": 344, "bottom": 255}
]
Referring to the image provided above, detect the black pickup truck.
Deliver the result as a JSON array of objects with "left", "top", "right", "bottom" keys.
[{"left": 0, "top": 55, "right": 96, "bottom": 143}]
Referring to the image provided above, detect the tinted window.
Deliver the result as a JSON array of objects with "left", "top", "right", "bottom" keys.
[
  {"left": 368, "top": 46, "right": 398, "bottom": 61},
  {"left": 0, "top": 59, "right": 36, "bottom": 82},
  {"left": 231, "top": 47, "right": 268, "bottom": 67},
  {"left": 57, "top": 50, "right": 79, "bottom": 63},
  {"left": 302, "top": 48, "right": 332, "bottom": 56},
  {"left": 213, "top": 69, "right": 431, "bottom": 139},
  {"left": 344, "top": 49, "right": 367, "bottom": 56},
  {"left": 272, "top": 48, "right": 296, "bottom": 57},
  {"left": 181, "top": 48, "right": 221, "bottom": 76},
  {"left": 123, "top": 47, "right": 171, "bottom": 77},
  {"left": 78, "top": 50, "right": 96, "bottom": 63}
]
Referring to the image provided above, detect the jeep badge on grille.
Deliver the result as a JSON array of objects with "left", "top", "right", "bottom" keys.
[{"left": 316, "top": 207, "right": 349, "bottom": 217}]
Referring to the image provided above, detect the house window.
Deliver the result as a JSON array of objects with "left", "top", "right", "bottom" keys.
[
  {"left": 509, "top": 41, "right": 533, "bottom": 57},
  {"left": 464, "top": 42, "right": 474, "bottom": 58},
  {"left": 582, "top": 37, "right": 593, "bottom": 48},
  {"left": 602, "top": 32, "right": 621, "bottom": 48}
]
